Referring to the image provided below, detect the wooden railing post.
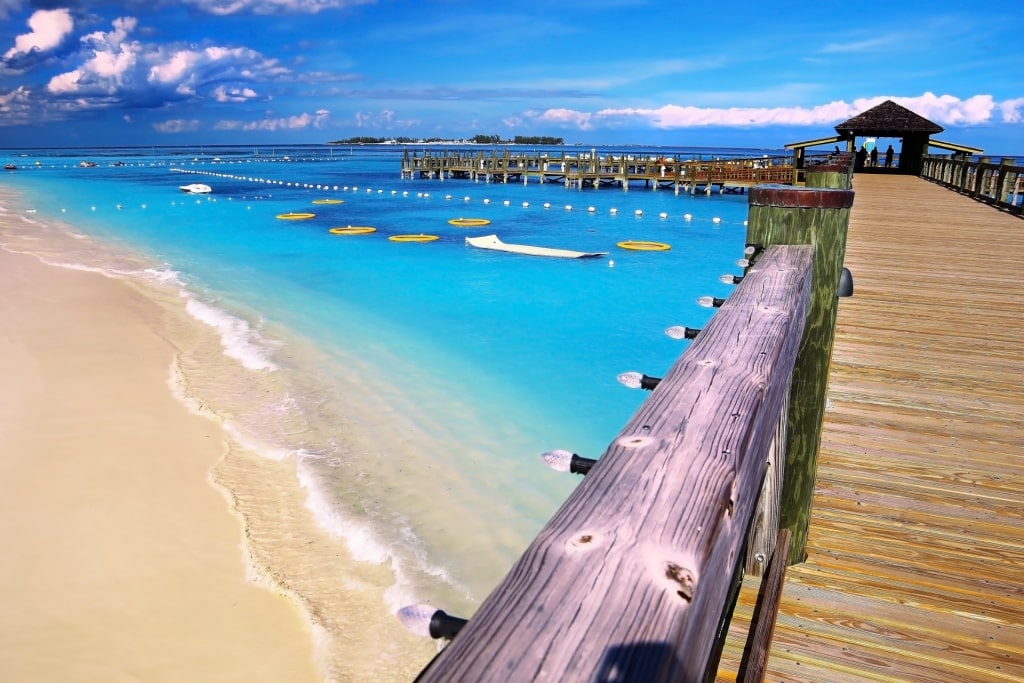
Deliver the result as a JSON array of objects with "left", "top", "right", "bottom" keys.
[
  {"left": 745, "top": 185, "right": 854, "bottom": 565},
  {"left": 804, "top": 157, "right": 853, "bottom": 189}
]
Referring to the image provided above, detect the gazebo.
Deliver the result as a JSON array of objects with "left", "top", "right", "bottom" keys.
[{"left": 786, "top": 100, "right": 982, "bottom": 176}]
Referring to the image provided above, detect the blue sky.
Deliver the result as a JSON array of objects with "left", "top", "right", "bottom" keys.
[{"left": 1, "top": 0, "right": 1022, "bottom": 152}]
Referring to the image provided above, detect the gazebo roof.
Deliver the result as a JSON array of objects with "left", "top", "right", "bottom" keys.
[{"left": 835, "top": 100, "right": 944, "bottom": 137}]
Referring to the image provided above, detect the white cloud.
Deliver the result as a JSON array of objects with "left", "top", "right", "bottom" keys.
[
  {"left": 153, "top": 118, "right": 201, "bottom": 133},
  {"left": 1000, "top": 98, "right": 1024, "bottom": 124},
  {"left": 4, "top": 8, "right": 74, "bottom": 60},
  {"left": 181, "top": 0, "right": 374, "bottom": 16},
  {"left": 46, "top": 17, "right": 140, "bottom": 95},
  {"left": 536, "top": 93, "right": 1011, "bottom": 131},
  {"left": 534, "top": 108, "right": 593, "bottom": 130},
  {"left": 215, "top": 109, "right": 329, "bottom": 131},
  {"left": 212, "top": 85, "right": 259, "bottom": 102}
]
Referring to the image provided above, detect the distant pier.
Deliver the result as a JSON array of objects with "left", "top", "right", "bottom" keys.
[{"left": 400, "top": 148, "right": 796, "bottom": 194}]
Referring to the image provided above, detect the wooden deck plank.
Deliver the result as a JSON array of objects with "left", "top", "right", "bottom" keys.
[{"left": 716, "top": 174, "right": 1024, "bottom": 683}]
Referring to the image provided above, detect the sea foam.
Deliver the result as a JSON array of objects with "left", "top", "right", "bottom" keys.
[{"left": 184, "top": 295, "right": 279, "bottom": 371}]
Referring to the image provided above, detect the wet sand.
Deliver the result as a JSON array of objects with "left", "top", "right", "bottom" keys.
[{"left": 0, "top": 244, "right": 322, "bottom": 681}]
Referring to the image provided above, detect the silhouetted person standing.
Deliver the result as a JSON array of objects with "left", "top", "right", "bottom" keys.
[
  {"left": 855, "top": 145, "right": 868, "bottom": 171},
  {"left": 885, "top": 144, "right": 894, "bottom": 168},
  {"left": 870, "top": 145, "right": 878, "bottom": 167}
]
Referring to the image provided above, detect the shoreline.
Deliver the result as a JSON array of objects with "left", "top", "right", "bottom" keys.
[
  {"left": 0, "top": 184, "right": 445, "bottom": 681},
  {"left": 0, "top": 238, "right": 322, "bottom": 679}
]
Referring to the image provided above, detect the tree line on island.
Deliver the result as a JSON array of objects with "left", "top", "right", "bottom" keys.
[{"left": 328, "top": 135, "right": 566, "bottom": 145}]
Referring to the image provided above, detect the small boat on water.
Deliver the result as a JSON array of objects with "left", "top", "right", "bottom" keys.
[
  {"left": 465, "top": 234, "right": 607, "bottom": 259},
  {"left": 3, "top": 164, "right": 15, "bottom": 171},
  {"left": 179, "top": 183, "right": 212, "bottom": 194}
]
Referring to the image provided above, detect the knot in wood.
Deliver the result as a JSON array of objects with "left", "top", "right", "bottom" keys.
[{"left": 665, "top": 562, "right": 696, "bottom": 602}]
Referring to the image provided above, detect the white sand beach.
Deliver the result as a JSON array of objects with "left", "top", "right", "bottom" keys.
[{"left": 0, "top": 243, "right": 322, "bottom": 681}]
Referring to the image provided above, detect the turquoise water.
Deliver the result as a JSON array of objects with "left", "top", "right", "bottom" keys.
[{"left": 0, "top": 144, "right": 764, "bottom": 668}]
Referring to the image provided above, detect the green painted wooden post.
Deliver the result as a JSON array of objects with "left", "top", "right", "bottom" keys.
[
  {"left": 805, "top": 163, "right": 852, "bottom": 189},
  {"left": 746, "top": 185, "right": 854, "bottom": 564}
]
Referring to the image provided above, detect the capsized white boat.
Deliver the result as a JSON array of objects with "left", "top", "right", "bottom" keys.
[
  {"left": 179, "top": 183, "right": 212, "bottom": 194},
  {"left": 465, "top": 234, "right": 607, "bottom": 259}
]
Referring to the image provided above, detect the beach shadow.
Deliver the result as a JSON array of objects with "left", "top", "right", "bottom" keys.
[{"left": 594, "top": 640, "right": 687, "bottom": 682}]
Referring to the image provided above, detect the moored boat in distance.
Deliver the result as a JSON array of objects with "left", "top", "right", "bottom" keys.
[
  {"left": 465, "top": 234, "right": 607, "bottom": 259},
  {"left": 179, "top": 183, "right": 212, "bottom": 194}
]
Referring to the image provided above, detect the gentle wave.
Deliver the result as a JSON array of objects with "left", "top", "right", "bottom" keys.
[{"left": 183, "top": 296, "right": 279, "bottom": 371}]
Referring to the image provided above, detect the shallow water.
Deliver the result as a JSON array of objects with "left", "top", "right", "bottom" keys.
[{"left": 0, "top": 144, "right": 769, "bottom": 678}]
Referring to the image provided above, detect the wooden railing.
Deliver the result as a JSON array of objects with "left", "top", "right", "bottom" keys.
[
  {"left": 921, "top": 155, "right": 1023, "bottom": 217},
  {"left": 409, "top": 176, "right": 855, "bottom": 681},
  {"left": 400, "top": 149, "right": 795, "bottom": 192}
]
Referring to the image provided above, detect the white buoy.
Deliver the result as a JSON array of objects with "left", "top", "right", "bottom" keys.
[
  {"left": 503, "top": 200, "right": 510, "bottom": 206},
  {"left": 565, "top": 204, "right": 572, "bottom": 211},
  {"left": 684, "top": 213, "right": 693, "bottom": 221},
  {"left": 712, "top": 216, "right": 722, "bottom": 223},
  {"left": 609, "top": 259, "right": 615, "bottom": 268},
  {"left": 483, "top": 198, "right": 491, "bottom": 204},
  {"left": 634, "top": 209, "right": 643, "bottom": 216},
  {"left": 588, "top": 206, "right": 596, "bottom": 213},
  {"left": 522, "top": 202, "right": 529, "bottom": 207},
  {"left": 659, "top": 212, "right": 668, "bottom": 219},
  {"left": 610, "top": 207, "right": 618, "bottom": 214},
  {"left": 543, "top": 202, "right": 551, "bottom": 208}
]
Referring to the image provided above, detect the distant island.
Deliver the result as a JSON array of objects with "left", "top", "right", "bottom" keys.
[{"left": 328, "top": 135, "right": 566, "bottom": 146}]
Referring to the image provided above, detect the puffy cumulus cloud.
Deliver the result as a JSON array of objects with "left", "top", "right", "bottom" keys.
[
  {"left": 1000, "top": 98, "right": 1024, "bottom": 124},
  {"left": 47, "top": 17, "right": 140, "bottom": 95},
  {"left": 4, "top": 8, "right": 75, "bottom": 61},
  {"left": 180, "top": 0, "right": 374, "bottom": 16},
  {"left": 34, "top": 14, "right": 291, "bottom": 122},
  {"left": 152, "top": 118, "right": 201, "bottom": 133},
  {"left": 146, "top": 45, "right": 290, "bottom": 98},
  {"left": 213, "top": 108, "right": 329, "bottom": 131},
  {"left": 212, "top": 85, "right": 259, "bottom": 102},
  {"left": 540, "top": 93, "right": 1012, "bottom": 131},
  {"left": 531, "top": 108, "right": 594, "bottom": 130},
  {"left": 883, "top": 93, "right": 993, "bottom": 126}
]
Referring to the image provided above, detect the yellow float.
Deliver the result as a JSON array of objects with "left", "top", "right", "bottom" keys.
[
  {"left": 389, "top": 234, "right": 439, "bottom": 242},
  {"left": 448, "top": 217, "right": 491, "bottom": 227},
  {"left": 312, "top": 198, "right": 344, "bottom": 205},
  {"left": 617, "top": 240, "right": 671, "bottom": 251},
  {"left": 329, "top": 226, "right": 376, "bottom": 235},
  {"left": 276, "top": 212, "right": 316, "bottom": 220}
]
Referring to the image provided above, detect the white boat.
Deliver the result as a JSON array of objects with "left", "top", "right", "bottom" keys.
[
  {"left": 465, "top": 234, "right": 607, "bottom": 259},
  {"left": 179, "top": 183, "right": 212, "bottom": 194}
]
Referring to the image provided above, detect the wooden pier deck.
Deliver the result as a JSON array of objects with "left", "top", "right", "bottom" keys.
[
  {"left": 400, "top": 149, "right": 796, "bottom": 193},
  {"left": 715, "top": 174, "right": 1024, "bottom": 681}
]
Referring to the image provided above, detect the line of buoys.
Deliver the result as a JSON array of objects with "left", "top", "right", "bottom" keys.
[
  {"left": 277, "top": 212, "right": 316, "bottom": 220},
  {"left": 448, "top": 217, "right": 491, "bottom": 227},
  {"left": 329, "top": 226, "right": 376, "bottom": 235},
  {"left": 389, "top": 234, "right": 440, "bottom": 242},
  {"left": 617, "top": 240, "right": 671, "bottom": 251}
]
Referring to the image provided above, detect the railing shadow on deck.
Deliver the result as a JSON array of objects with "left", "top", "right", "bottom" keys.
[{"left": 399, "top": 167, "right": 856, "bottom": 683}]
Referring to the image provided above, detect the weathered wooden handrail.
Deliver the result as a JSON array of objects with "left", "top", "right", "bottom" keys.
[
  {"left": 921, "top": 154, "right": 1023, "bottom": 217},
  {"left": 415, "top": 244, "right": 814, "bottom": 682}
]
